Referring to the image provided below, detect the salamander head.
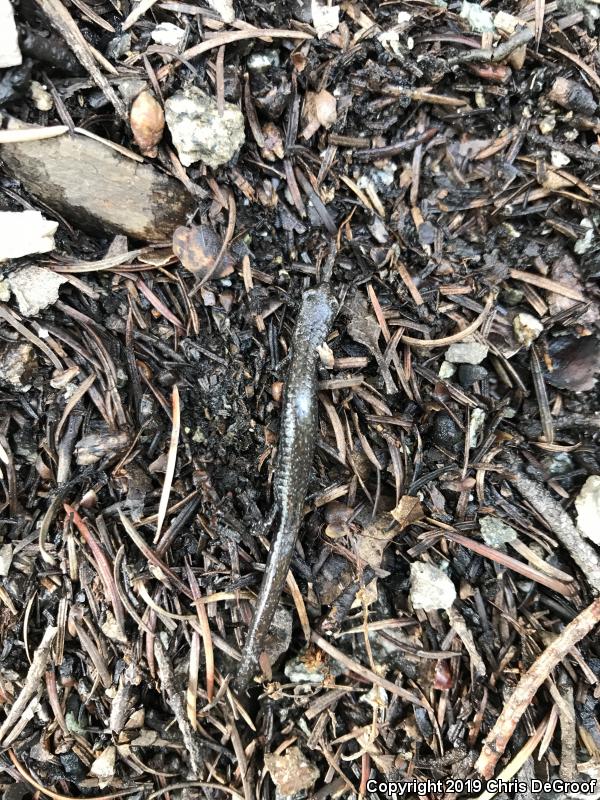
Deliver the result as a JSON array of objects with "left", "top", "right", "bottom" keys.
[{"left": 299, "top": 284, "right": 339, "bottom": 329}]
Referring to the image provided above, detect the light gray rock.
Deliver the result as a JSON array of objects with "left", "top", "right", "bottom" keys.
[
  {"left": 445, "top": 339, "right": 489, "bottom": 365},
  {"left": 460, "top": 0, "right": 495, "bottom": 32},
  {"left": 8, "top": 266, "right": 66, "bottom": 317},
  {"left": 480, "top": 516, "right": 518, "bottom": 548},
  {"left": 0, "top": 211, "right": 58, "bottom": 262},
  {"left": 409, "top": 562, "right": 456, "bottom": 611},
  {"left": 575, "top": 475, "right": 600, "bottom": 545},
  {"left": 0, "top": 544, "right": 13, "bottom": 577},
  {"left": 151, "top": 22, "right": 185, "bottom": 48},
  {"left": 439, "top": 360, "right": 456, "bottom": 379},
  {"left": 0, "top": 343, "right": 37, "bottom": 392},
  {"left": 0, "top": 0, "right": 22, "bottom": 68},
  {"left": 165, "top": 87, "right": 245, "bottom": 168},
  {"left": 206, "top": 0, "right": 234, "bottom": 23},
  {"left": 513, "top": 312, "right": 543, "bottom": 347},
  {"left": 469, "top": 407, "right": 486, "bottom": 449},
  {"left": 247, "top": 50, "right": 280, "bottom": 71},
  {"left": 264, "top": 747, "right": 320, "bottom": 797}
]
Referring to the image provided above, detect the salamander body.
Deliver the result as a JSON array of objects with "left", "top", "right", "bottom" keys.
[{"left": 234, "top": 284, "right": 338, "bottom": 690}]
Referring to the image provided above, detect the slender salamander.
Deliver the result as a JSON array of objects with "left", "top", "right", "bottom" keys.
[{"left": 234, "top": 284, "right": 338, "bottom": 690}]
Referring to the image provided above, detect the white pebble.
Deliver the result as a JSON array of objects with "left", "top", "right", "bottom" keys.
[
  {"left": 410, "top": 562, "right": 456, "bottom": 611},
  {"left": 575, "top": 476, "right": 600, "bottom": 545}
]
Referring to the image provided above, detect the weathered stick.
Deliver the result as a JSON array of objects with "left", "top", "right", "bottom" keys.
[
  {"left": 1, "top": 119, "right": 194, "bottom": 241},
  {"left": 0, "top": 626, "right": 57, "bottom": 745},
  {"left": 509, "top": 467, "right": 600, "bottom": 594},
  {"left": 154, "top": 638, "right": 204, "bottom": 777},
  {"left": 475, "top": 597, "right": 600, "bottom": 778}
]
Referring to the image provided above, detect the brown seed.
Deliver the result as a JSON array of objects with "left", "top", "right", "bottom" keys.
[{"left": 130, "top": 90, "right": 165, "bottom": 158}]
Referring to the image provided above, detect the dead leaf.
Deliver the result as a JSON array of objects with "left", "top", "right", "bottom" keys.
[
  {"left": 311, "top": 0, "right": 340, "bottom": 38},
  {"left": 172, "top": 224, "right": 236, "bottom": 277},
  {"left": 390, "top": 495, "right": 424, "bottom": 529}
]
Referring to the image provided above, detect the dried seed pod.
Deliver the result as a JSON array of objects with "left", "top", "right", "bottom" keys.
[{"left": 130, "top": 90, "right": 165, "bottom": 158}]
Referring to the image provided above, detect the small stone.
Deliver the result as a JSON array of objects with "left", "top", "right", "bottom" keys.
[
  {"left": 513, "top": 312, "right": 543, "bottom": 347},
  {"left": 469, "top": 407, "right": 486, "bottom": 449},
  {"left": 0, "top": 543, "right": 13, "bottom": 577},
  {"left": 539, "top": 115, "right": 556, "bottom": 135},
  {"left": 501, "top": 287, "right": 524, "bottom": 306},
  {"left": 542, "top": 452, "right": 574, "bottom": 476},
  {"left": 0, "top": 0, "right": 22, "bottom": 68},
  {"left": 90, "top": 746, "right": 116, "bottom": 787},
  {"left": 431, "top": 413, "right": 462, "bottom": 451},
  {"left": 480, "top": 516, "right": 517, "bottom": 548},
  {"left": 165, "top": 87, "right": 245, "bottom": 168},
  {"left": 458, "top": 364, "right": 487, "bottom": 388},
  {"left": 151, "top": 22, "right": 185, "bottom": 48},
  {"left": 311, "top": 0, "right": 340, "bottom": 37},
  {"left": 59, "top": 751, "right": 86, "bottom": 782},
  {"left": 574, "top": 219, "right": 594, "bottom": 255},
  {"left": 439, "top": 360, "right": 457, "bottom": 379},
  {"left": 575, "top": 476, "right": 600, "bottom": 545},
  {"left": 445, "top": 339, "right": 488, "bottom": 365},
  {"left": 0, "top": 210, "right": 58, "bottom": 262},
  {"left": 460, "top": 0, "right": 495, "bottom": 32},
  {"left": 107, "top": 33, "right": 131, "bottom": 59},
  {"left": 247, "top": 50, "right": 280, "bottom": 71},
  {"left": 264, "top": 747, "right": 320, "bottom": 796},
  {"left": 118, "top": 78, "right": 147, "bottom": 105},
  {"left": 8, "top": 266, "right": 67, "bottom": 317},
  {"left": 0, "top": 343, "right": 37, "bottom": 391},
  {"left": 206, "top": 0, "right": 234, "bottom": 23},
  {"left": 410, "top": 562, "right": 456, "bottom": 611},
  {"left": 101, "top": 610, "right": 127, "bottom": 643},
  {"left": 30, "top": 81, "right": 53, "bottom": 112},
  {"left": 551, "top": 150, "right": 570, "bottom": 168}
]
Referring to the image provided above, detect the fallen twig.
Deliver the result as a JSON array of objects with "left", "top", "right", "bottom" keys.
[
  {"left": 310, "top": 631, "right": 423, "bottom": 706},
  {"left": 508, "top": 464, "right": 600, "bottom": 593},
  {"left": 0, "top": 627, "right": 57, "bottom": 744},
  {"left": 400, "top": 295, "right": 493, "bottom": 348},
  {"left": 154, "top": 637, "right": 205, "bottom": 777},
  {"left": 32, "top": 0, "right": 127, "bottom": 120},
  {"left": 475, "top": 597, "right": 600, "bottom": 778}
]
